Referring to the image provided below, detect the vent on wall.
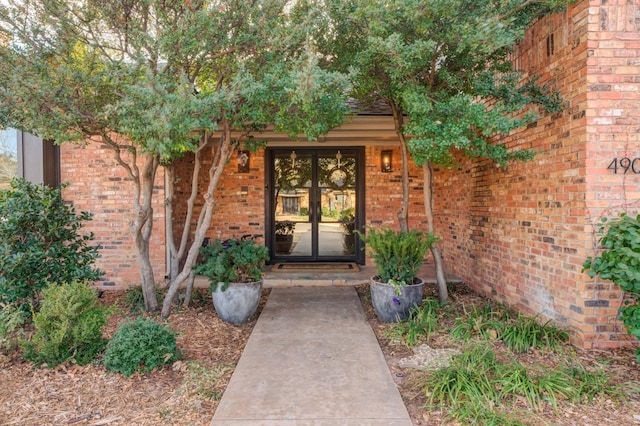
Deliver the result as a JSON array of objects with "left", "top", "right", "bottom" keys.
[{"left": 546, "top": 33, "right": 555, "bottom": 57}]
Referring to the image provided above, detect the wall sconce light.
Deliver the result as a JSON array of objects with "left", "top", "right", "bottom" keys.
[
  {"left": 237, "top": 150, "right": 250, "bottom": 173},
  {"left": 381, "top": 150, "right": 392, "bottom": 173}
]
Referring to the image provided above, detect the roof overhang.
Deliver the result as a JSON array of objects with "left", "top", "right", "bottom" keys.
[{"left": 240, "top": 115, "right": 399, "bottom": 147}]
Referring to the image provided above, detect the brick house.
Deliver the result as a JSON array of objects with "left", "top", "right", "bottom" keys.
[{"left": 24, "top": 1, "right": 639, "bottom": 350}]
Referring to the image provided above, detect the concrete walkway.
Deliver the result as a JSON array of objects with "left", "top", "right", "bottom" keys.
[{"left": 211, "top": 286, "right": 412, "bottom": 425}]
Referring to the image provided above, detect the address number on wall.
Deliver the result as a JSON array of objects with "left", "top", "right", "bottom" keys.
[{"left": 608, "top": 158, "right": 640, "bottom": 174}]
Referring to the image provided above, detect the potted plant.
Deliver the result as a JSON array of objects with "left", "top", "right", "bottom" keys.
[
  {"left": 275, "top": 220, "right": 295, "bottom": 254},
  {"left": 339, "top": 208, "right": 356, "bottom": 255},
  {"left": 358, "top": 228, "right": 438, "bottom": 322},
  {"left": 195, "top": 238, "right": 269, "bottom": 324}
]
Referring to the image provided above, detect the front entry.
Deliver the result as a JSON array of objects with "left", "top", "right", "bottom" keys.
[{"left": 266, "top": 148, "right": 364, "bottom": 263}]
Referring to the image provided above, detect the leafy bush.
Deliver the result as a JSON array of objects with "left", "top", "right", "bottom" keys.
[
  {"left": 104, "top": 317, "right": 180, "bottom": 377},
  {"left": 357, "top": 228, "right": 438, "bottom": 285},
  {"left": 22, "top": 281, "right": 110, "bottom": 367},
  {"left": 195, "top": 238, "right": 269, "bottom": 290},
  {"left": 0, "top": 179, "right": 102, "bottom": 310},
  {"left": 583, "top": 213, "right": 640, "bottom": 360},
  {"left": 0, "top": 303, "right": 26, "bottom": 355}
]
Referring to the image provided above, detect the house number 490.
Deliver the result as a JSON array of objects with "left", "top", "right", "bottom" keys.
[{"left": 607, "top": 158, "right": 640, "bottom": 174}]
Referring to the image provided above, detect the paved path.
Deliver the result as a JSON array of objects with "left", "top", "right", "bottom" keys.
[{"left": 211, "top": 286, "right": 412, "bottom": 425}]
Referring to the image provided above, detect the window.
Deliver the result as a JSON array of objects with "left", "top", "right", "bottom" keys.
[
  {"left": 282, "top": 196, "right": 299, "bottom": 214},
  {"left": 7, "top": 128, "right": 60, "bottom": 187},
  {"left": 0, "top": 128, "right": 17, "bottom": 189}
]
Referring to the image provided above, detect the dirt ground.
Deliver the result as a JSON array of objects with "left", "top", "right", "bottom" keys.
[{"left": 0, "top": 284, "right": 639, "bottom": 426}]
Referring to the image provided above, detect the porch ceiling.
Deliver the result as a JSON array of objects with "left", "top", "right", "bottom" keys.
[{"left": 219, "top": 115, "right": 400, "bottom": 146}]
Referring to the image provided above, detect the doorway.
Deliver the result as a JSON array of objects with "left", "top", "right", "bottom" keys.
[{"left": 266, "top": 148, "right": 364, "bottom": 263}]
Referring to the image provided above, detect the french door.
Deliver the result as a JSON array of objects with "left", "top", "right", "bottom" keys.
[{"left": 266, "top": 148, "right": 364, "bottom": 263}]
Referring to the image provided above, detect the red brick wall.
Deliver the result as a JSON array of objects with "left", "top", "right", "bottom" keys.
[
  {"left": 60, "top": 141, "right": 166, "bottom": 288},
  {"left": 364, "top": 146, "right": 427, "bottom": 231},
  {"left": 172, "top": 145, "right": 267, "bottom": 245},
  {"left": 584, "top": 0, "right": 640, "bottom": 345},
  {"left": 432, "top": 0, "right": 640, "bottom": 349}
]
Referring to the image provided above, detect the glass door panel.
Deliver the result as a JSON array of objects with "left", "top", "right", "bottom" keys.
[
  {"left": 274, "top": 152, "right": 311, "bottom": 257},
  {"left": 318, "top": 152, "right": 357, "bottom": 256},
  {"left": 269, "top": 148, "right": 362, "bottom": 262}
]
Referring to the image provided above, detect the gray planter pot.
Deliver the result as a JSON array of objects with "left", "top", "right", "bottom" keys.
[
  {"left": 212, "top": 280, "right": 263, "bottom": 324},
  {"left": 370, "top": 276, "right": 425, "bottom": 323}
]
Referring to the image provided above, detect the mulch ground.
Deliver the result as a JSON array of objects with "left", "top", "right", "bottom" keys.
[{"left": 1, "top": 284, "right": 639, "bottom": 426}]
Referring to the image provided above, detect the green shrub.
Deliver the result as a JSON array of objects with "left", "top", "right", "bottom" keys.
[
  {"left": 583, "top": 213, "right": 640, "bottom": 361},
  {"left": 500, "top": 315, "right": 569, "bottom": 353},
  {"left": 104, "top": 317, "right": 180, "bottom": 377},
  {"left": 22, "top": 281, "right": 110, "bottom": 367},
  {"left": 386, "top": 298, "right": 441, "bottom": 347},
  {"left": 357, "top": 228, "right": 438, "bottom": 285},
  {"left": 195, "top": 238, "right": 269, "bottom": 290},
  {"left": 450, "top": 303, "right": 507, "bottom": 342},
  {"left": 123, "top": 285, "right": 162, "bottom": 313},
  {"left": 0, "top": 179, "right": 102, "bottom": 311},
  {"left": 0, "top": 303, "right": 26, "bottom": 355},
  {"left": 425, "top": 344, "right": 500, "bottom": 409}
]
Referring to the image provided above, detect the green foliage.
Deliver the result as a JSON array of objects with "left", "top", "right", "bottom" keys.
[
  {"left": 583, "top": 213, "right": 640, "bottom": 360},
  {"left": 195, "top": 239, "right": 269, "bottom": 290},
  {"left": 496, "top": 362, "right": 573, "bottom": 410},
  {"left": 357, "top": 228, "right": 438, "bottom": 285},
  {"left": 448, "top": 302, "right": 568, "bottom": 353},
  {"left": 0, "top": 1, "right": 350, "bottom": 152},
  {"left": 500, "top": 314, "right": 569, "bottom": 353},
  {"left": 562, "top": 361, "right": 626, "bottom": 404},
  {"left": 22, "top": 281, "right": 110, "bottom": 367},
  {"left": 0, "top": 302, "right": 26, "bottom": 355},
  {"left": 450, "top": 303, "right": 507, "bottom": 342},
  {"left": 124, "top": 285, "right": 162, "bottom": 313},
  {"left": 422, "top": 343, "right": 625, "bottom": 424},
  {"left": 426, "top": 344, "right": 500, "bottom": 409},
  {"left": 274, "top": 221, "right": 295, "bottom": 236},
  {"left": 385, "top": 297, "right": 441, "bottom": 347},
  {"left": 104, "top": 317, "right": 180, "bottom": 377},
  {"left": 0, "top": 179, "right": 102, "bottom": 311},
  {"left": 322, "top": 0, "right": 570, "bottom": 168}
]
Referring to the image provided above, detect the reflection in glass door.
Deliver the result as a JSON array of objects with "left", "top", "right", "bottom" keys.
[{"left": 269, "top": 148, "right": 362, "bottom": 262}]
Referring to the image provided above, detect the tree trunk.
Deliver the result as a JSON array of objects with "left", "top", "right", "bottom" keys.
[
  {"left": 423, "top": 162, "right": 448, "bottom": 304},
  {"left": 135, "top": 225, "right": 158, "bottom": 311},
  {"left": 391, "top": 103, "right": 410, "bottom": 232},
  {"left": 103, "top": 134, "right": 160, "bottom": 312},
  {"left": 161, "top": 124, "right": 235, "bottom": 318},
  {"left": 132, "top": 154, "right": 160, "bottom": 312}
]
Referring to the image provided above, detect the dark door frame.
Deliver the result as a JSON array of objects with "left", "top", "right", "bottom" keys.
[{"left": 265, "top": 147, "right": 365, "bottom": 264}]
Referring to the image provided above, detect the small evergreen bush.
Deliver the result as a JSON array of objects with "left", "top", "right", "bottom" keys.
[
  {"left": 22, "top": 281, "right": 110, "bottom": 367},
  {"left": 104, "top": 317, "right": 180, "bottom": 377},
  {"left": 0, "top": 179, "right": 102, "bottom": 311}
]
